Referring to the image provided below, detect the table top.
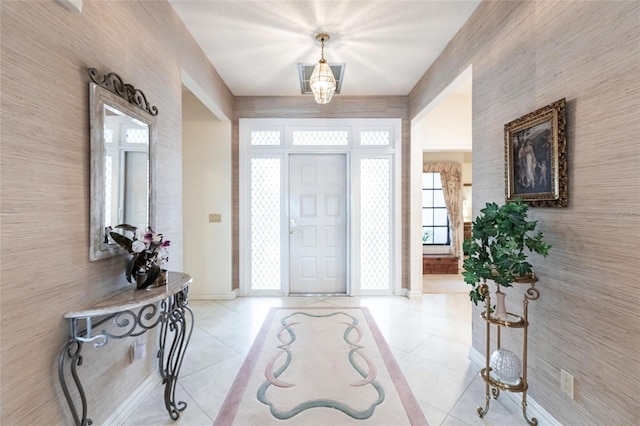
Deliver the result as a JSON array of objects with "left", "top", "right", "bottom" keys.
[{"left": 64, "top": 271, "right": 192, "bottom": 319}]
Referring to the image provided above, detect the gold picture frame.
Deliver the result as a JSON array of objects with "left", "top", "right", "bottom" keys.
[{"left": 504, "top": 98, "right": 567, "bottom": 207}]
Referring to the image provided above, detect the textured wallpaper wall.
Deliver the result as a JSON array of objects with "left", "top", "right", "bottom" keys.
[
  {"left": 0, "top": 1, "right": 231, "bottom": 423},
  {"left": 410, "top": 1, "right": 640, "bottom": 423}
]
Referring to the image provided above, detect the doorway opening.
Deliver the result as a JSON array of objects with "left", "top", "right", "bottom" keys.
[
  {"left": 411, "top": 65, "right": 473, "bottom": 294},
  {"left": 239, "top": 118, "right": 401, "bottom": 296}
]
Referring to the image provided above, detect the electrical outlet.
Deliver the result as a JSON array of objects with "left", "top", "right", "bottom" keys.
[
  {"left": 560, "top": 369, "right": 574, "bottom": 399},
  {"left": 130, "top": 340, "right": 146, "bottom": 362},
  {"left": 209, "top": 213, "right": 222, "bottom": 223}
]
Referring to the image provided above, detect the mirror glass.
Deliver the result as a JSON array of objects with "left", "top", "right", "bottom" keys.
[
  {"left": 89, "top": 82, "right": 156, "bottom": 261},
  {"left": 104, "top": 104, "right": 149, "bottom": 229}
]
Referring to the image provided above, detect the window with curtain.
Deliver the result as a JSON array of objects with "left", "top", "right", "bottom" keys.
[{"left": 422, "top": 172, "right": 451, "bottom": 245}]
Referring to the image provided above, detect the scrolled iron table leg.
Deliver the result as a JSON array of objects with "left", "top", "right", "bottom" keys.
[
  {"left": 58, "top": 340, "right": 93, "bottom": 426},
  {"left": 157, "top": 290, "right": 194, "bottom": 420}
]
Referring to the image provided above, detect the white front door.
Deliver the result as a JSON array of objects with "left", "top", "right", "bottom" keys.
[{"left": 289, "top": 154, "right": 347, "bottom": 294}]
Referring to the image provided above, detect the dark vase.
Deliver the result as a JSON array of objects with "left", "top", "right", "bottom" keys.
[
  {"left": 135, "top": 271, "right": 152, "bottom": 289},
  {"left": 135, "top": 265, "right": 161, "bottom": 290}
]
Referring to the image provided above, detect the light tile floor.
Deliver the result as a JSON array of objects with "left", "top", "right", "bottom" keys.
[{"left": 124, "top": 281, "right": 528, "bottom": 425}]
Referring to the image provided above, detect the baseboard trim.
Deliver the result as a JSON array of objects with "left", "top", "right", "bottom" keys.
[
  {"left": 190, "top": 289, "right": 237, "bottom": 300},
  {"left": 398, "top": 287, "right": 423, "bottom": 299},
  {"left": 469, "top": 347, "right": 562, "bottom": 426},
  {"left": 105, "top": 373, "right": 161, "bottom": 425}
]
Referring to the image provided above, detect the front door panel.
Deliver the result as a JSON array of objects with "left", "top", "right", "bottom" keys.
[{"left": 289, "top": 154, "right": 347, "bottom": 294}]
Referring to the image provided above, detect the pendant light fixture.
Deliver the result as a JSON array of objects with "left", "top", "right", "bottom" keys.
[{"left": 310, "top": 33, "right": 336, "bottom": 104}]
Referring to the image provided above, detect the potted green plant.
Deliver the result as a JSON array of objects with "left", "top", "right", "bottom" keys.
[{"left": 462, "top": 199, "right": 551, "bottom": 307}]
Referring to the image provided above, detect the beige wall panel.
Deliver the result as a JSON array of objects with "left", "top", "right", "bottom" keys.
[
  {"left": 411, "top": 1, "right": 639, "bottom": 424},
  {"left": 0, "top": 1, "right": 232, "bottom": 424},
  {"left": 232, "top": 96, "right": 410, "bottom": 291},
  {"left": 182, "top": 91, "right": 233, "bottom": 298}
]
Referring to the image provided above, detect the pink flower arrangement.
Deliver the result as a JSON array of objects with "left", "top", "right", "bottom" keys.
[{"left": 110, "top": 224, "right": 170, "bottom": 288}]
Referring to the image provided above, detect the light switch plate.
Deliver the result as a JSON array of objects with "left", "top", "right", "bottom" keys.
[
  {"left": 561, "top": 368, "right": 574, "bottom": 399},
  {"left": 209, "top": 213, "right": 222, "bottom": 223}
]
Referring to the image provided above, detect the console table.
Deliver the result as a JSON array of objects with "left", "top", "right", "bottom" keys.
[{"left": 58, "top": 271, "right": 194, "bottom": 426}]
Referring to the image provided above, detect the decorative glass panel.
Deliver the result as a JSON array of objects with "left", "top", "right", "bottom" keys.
[
  {"left": 251, "top": 130, "right": 281, "bottom": 146},
  {"left": 125, "top": 128, "right": 148, "bottom": 144},
  {"left": 360, "top": 158, "right": 390, "bottom": 290},
  {"left": 251, "top": 158, "right": 281, "bottom": 290},
  {"left": 360, "top": 131, "right": 390, "bottom": 146},
  {"left": 293, "top": 130, "right": 348, "bottom": 145},
  {"left": 104, "top": 128, "right": 113, "bottom": 144}
]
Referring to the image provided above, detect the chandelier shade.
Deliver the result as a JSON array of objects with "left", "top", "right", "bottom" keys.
[{"left": 310, "top": 33, "right": 337, "bottom": 104}]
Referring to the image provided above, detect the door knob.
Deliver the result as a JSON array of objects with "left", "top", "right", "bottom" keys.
[{"left": 289, "top": 219, "right": 299, "bottom": 234}]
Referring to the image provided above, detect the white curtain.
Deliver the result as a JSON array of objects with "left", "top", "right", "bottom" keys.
[{"left": 423, "top": 162, "right": 462, "bottom": 258}]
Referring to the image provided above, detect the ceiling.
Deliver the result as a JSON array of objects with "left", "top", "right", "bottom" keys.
[{"left": 169, "top": 0, "right": 481, "bottom": 97}]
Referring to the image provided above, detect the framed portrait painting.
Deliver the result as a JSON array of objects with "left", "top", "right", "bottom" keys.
[{"left": 504, "top": 98, "right": 567, "bottom": 207}]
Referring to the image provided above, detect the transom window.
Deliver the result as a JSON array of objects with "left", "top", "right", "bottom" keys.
[{"left": 422, "top": 172, "right": 450, "bottom": 245}]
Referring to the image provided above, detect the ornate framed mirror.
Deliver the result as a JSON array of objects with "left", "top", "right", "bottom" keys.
[{"left": 88, "top": 68, "right": 158, "bottom": 261}]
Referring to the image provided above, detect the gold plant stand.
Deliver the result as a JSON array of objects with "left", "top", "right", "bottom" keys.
[{"left": 476, "top": 275, "right": 539, "bottom": 425}]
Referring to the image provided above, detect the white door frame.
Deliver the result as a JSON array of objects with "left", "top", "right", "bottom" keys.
[{"left": 239, "top": 118, "right": 401, "bottom": 296}]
